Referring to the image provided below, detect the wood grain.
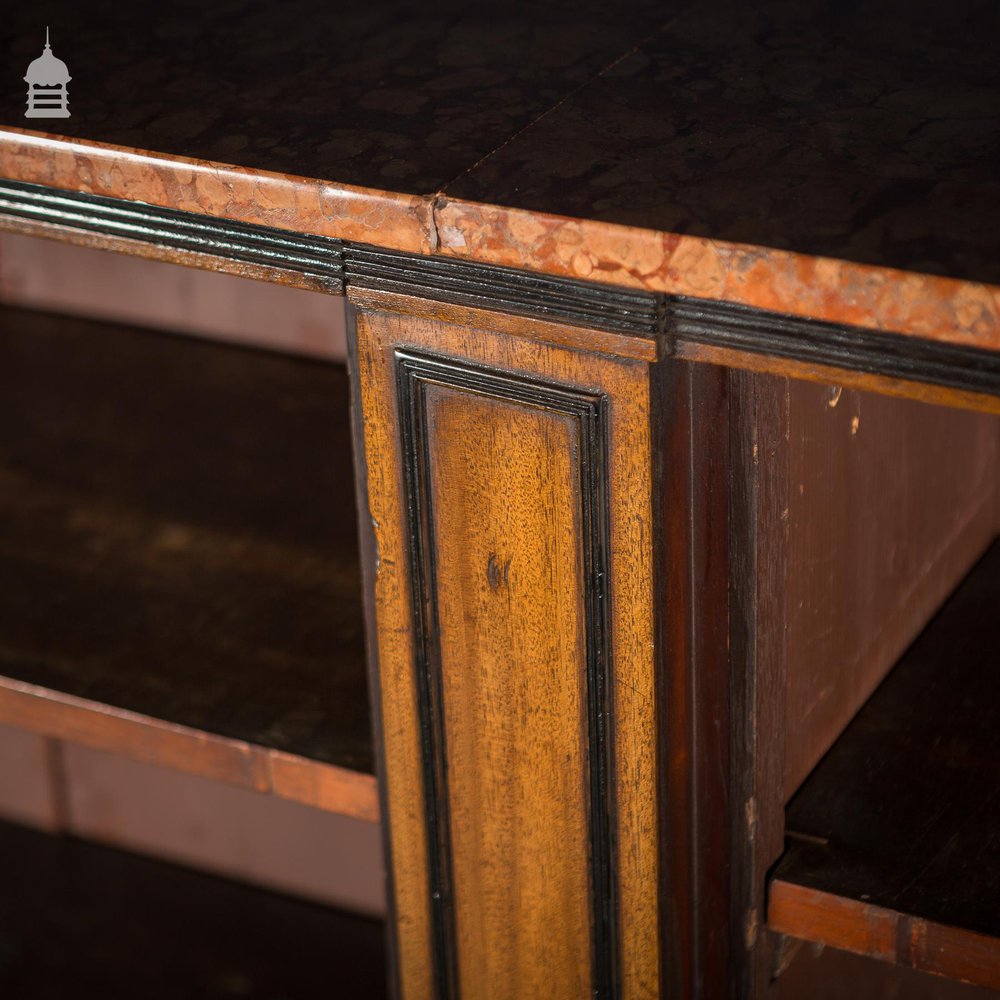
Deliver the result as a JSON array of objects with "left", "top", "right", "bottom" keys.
[
  {"left": 781, "top": 381, "right": 1000, "bottom": 797},
  {"left": 732, "top": 373, "right": 999, "bottom": 994},
  {"left": 729, "top": 371, "right": 791, "bottom": 998},
  {"left": 654, "top": 359, "right": 732, "bottom": 998},
  {"left": 351, "top": 296, "right": 658, "bottom": 999},
  {"left": 345, "top": 286, "right": 658, "bottom": 362},
  {"left": 770, "top": 540, "right": 1000, "bottom": 991},
  {"left": 351, "top": 307, "right": 435, "bottom": 1000},
  {"left": 0, "top": 305, "right": 377, "bottom": 820},
  {"left": 770, "top": 929, "right": 1000, "bottom": 1000},
  {"left": 427, "top": 388, "right": 592, "bottom": 1000},
  {"left": 676, "top": 341, "right": 1000, "bottom": 418},
  {"left": 769, "top": 884, "right": 1000, "bottom": 991}
]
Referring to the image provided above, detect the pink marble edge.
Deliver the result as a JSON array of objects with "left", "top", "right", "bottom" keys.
[
  {"left": 0, "top": 127, "right": 434, "bottom": 254},
  {"left": 2, "top": 126, "right": 1000, "bottom": 353},
  {"left": 433, "top": 197, "right": 1000, "bottom": 353}
]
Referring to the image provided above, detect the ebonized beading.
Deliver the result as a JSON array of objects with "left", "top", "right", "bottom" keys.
[
  {"left": 1, "top": 178, "right": 998, "bottom": 399},
  {"left": 0, "top": 179, "right": 346, "bottom": 287},
  {"left": 395, "top": 349, "right": 618, "bottom": 999}
]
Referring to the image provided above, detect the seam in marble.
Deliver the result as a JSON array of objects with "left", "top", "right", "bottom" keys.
[
  {"left": 426, "top": 197, "right": 439, "bottom": 254},
  {"left": 431, "top": 6, "right": 694, "bottom": 212},
  {"left": 431, "top": 46, "right": 632, "bottom": 200},
  {"left": 429, "top": 4, "right": 696, "bottom": 254},
  {"left": 426, "top": 31, "right": 630, "bottom": 248}
]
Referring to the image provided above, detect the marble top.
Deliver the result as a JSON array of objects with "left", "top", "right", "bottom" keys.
[
  {"left": 0, "top": 0, "right": 667, "bottom": 195},
  {"left": 1, "top": 0, "right": 999, "bottom": 349},
  {"left": 448, "top": 0, "right": 1000, "bottom": 287}
]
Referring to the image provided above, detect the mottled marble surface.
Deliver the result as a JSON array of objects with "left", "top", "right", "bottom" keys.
[
  {"left": 433, "top": 199, "right": 1000, "bottom": 350},
  {"left": 2, "top": 0, "right": 1000, "bottom": 350},
  {"left": 0, "top": 0, "right": 668, "bottom": 195},
  {"left": 0, "top": 129, "right": 438, "bottom": 254},
  {"left": 449, "top": 0, "right": 1000, "bottom": 286}
]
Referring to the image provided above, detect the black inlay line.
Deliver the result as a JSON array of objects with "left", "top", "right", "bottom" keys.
[
  {"left": 346, "top": 245, "right": 657, "bottom": 330},
  {"left": 395, "top": 349, "right": 618, "bottom": 1000},
  {"left": 1, "top": 178, "right": 999, "bottom": 399},
  {"left": 666, "top": 297, "right": 1000, "bottom": 397},
  {"left": 0, "top": 179, "right": 345, "bottom": 285}
]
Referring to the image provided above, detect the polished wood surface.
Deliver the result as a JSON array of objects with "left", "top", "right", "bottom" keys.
[
  {"left": 769, "top": 540, "right": 1000, "bottom": 990},
  {"left": 351, "top": 297, "right": 659, "bottom": 998},
  {"left": 779, "top": 381, "right": 999, "bottom": 797},
  {"left": 0, "top": 305, "right": 377, "bottom": 820},
  {"left": 770, "top": 940, "right": 1000, "bottom": 1000},
  {"left": 2, "top": 7, "right": 998, "bottom": 994},
  {"left": 676, "top": 340, "right": 1000, "bottom": 418},
  {"left": 730, "top": 374, "right": 1000, "bottom": 992},
  {"left": 0, "top": 818, "right": 386, "bottom": 998},
  {"left": 654, "top": 360, "right": 732, "bottom": 997},
  {"left": 729, "top": 370, "right": 791, "bottom": 998},
  {"left": 340, "top": 286, "right": 658, "bottom": 363},
  {"left": 428, "top": 388, "right": 592, "bottom": 1000}
]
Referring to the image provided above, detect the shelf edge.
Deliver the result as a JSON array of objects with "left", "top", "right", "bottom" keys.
[
  {"left": 0, "top": 677, "right": 379, "bottom": 824},
  {"left": 769, "top": 877, "right": 1000, "bottom": 991}
]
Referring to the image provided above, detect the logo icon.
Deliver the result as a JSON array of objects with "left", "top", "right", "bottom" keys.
[{"left": 24, "top": 27, "right": 71, "bottom": 119}]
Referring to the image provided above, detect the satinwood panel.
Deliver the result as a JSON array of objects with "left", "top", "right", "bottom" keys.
[
  {"left": 424, "top": 384, "right": 594, "bottom": 1000},
  {"left": 350, "top": 293, "right": 658, "bottom": 1000}
]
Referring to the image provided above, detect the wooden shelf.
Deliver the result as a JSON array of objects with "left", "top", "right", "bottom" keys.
[
  {"left": 769, "top": 538, "right": 1000, "bottom": 990},
  {"left": 0, "top": 305, "right": 377, "bottom": 821},
  {"left": 0, "top": 818, "right": 386, "bottom": 997}
]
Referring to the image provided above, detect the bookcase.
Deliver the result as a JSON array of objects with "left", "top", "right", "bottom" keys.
[
  {"left": 2, "top": 2, "right": 999, "bottom": 993},
  {"left": 0, "top": 244, "right": 387, "bottom": 997}
]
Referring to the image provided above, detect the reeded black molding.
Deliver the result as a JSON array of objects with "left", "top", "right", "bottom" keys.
[
  {"left": 666, "top": 296, "right": 1000, "bottom": 398},
  {"left": 395, "top": 349, "right": 618, "bottom": 1000},
  {"left": 3, "top": 178, "right": 1000, "bottom": 399},
  {"left": 0, "top": 179, "right": 346, "bottom": 288},
  {"left": 346, "top": 243, "right": 660, "bottom": 337},
  {"left": 0, "top": 178, "right": 656, "bottom": 337}
]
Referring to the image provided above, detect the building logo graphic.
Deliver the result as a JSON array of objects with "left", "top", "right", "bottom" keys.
[{"left": 25, "top": 28, "right": 71, "bottom": 119}]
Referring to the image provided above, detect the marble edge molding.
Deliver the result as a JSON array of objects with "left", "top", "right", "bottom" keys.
[
  {"left": 0, "top": 126, "right": 435, "bottom": 255},
  {"left": 433, "top": 198, "right": 1000, "bottom": 354},
  {"left": 2, "top": 126, "right": 1000, "bottom": 355}
]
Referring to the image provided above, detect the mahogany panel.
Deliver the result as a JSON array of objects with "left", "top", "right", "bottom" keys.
[
  {"left": 654, "top": 360, "right": 732, "bottom": 998},
  {"left": 770, "top": 540, "right": 1000, "bottom": 991},
  {"left": 733, "top": 373, "right": 999, "bottom": 992},
  {"left": 781, "top": 381, "right": 1000, "bottom": 797},
  {"left": 729, "top": 370, "right": 791, "bottom": 997}
]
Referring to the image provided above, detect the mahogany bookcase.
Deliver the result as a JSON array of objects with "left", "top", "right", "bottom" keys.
[{"left": 0, "top": 2, "right": 997, "bottom": 997}]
